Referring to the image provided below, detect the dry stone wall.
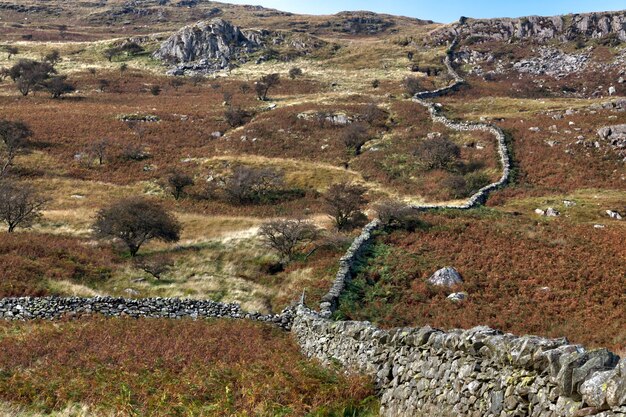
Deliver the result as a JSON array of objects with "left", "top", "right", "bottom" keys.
[
  {"left": 0, "top": 296, "right": 294, "bottom": 330},
  {"left": 317, "top": 37, "right": 511, "bottom": 316},
  {"left": 303, "top": 37, "right": 625, "bottom": 416},
  {"left": 292, "top": 306, "right": 626, "bottom": 417},
  {"left": 0, "top": 35, "right": 623, "bottom": 417}
]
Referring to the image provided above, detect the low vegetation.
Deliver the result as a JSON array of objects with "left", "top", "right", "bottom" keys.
[
  {"left": 0, "top": 318, "right": 378, "bottom": 416},
  {"left": 337, "top": 210, "right": 626, "bottom": 351}
]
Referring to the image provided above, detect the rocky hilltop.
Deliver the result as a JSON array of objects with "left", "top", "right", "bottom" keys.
[
  {"left": 154, "top": 17, "right": 325, "bottom": 75},
  {"left": 434, "top": 10, "right": 626, "bottom": 43}
]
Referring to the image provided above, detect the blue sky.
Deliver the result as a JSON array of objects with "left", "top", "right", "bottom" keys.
[{"left": 222, "top": 0, "right": 625, "bottom": 23}]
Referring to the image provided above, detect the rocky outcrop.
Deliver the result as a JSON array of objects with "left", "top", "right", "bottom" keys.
[
  {"left": 598, "top": 124, "right": 626, "bottom": 159},
  {"left": 513, "top": 47, "right": 591, "bottom": 78},
  {"left": 434, "top": 10, "right": 626, "bottom": 43},
  {"left": 154, "top": 18, "right": 261, "bottom": 74},
  {"left": 292, "top": 306, "right": 626, "bottom": 417},
  {"left": 155, "top": 18, "right": 326, "bottom": 75}
]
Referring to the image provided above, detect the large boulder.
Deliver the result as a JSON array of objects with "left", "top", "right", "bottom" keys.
[{"left": 428, "top": 267, "right": 463, "bottom": 287}]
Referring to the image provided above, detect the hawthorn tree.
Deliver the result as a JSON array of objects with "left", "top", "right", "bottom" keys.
[
  {"left": 323, "top": 182, "right": 368, "bottom": 231},
  {"left": 0, "top": 181, "right": 48, "bottom": 232},
  {"left": 224, "top": 106, "right": 252, "bottom": 128},
  {"left": 7, "top": 59, "right": 55, "bottom": 96},
  {"left": 341, "top": 122, "right": 369, "bottom": 155},
  {"left": 43, "top": 75, "right": 75, "bottom": 98},
  {"left": 165, "top": 170, "right": 194, "bottom": 200},
  {"left": 288, "top": 67, "right": 303, "bottom": 79},
  {"left": 3, "top": 45, "right": 18, "bottom": 59},
  {"left": 92, "top": 197, "right": 182, "bottom": 256},
  {"left": 374, "top": 199, "right": 421, "bottom": 231},
  {"left": 44, "top": 49, "right": 61, "bottom": 65},
  {"left": 259, "top": 218, "right": 319, "bottom": 264},
  {"left": 91, "top": 138, "right": 109, "bottom": 165},
  {"left": 403, "top": 76, "right": 422, "bottom": 96},
  {"left": 255, "top": 73, "right": 280, "bottom": 101},
  {"left": 0, "top": 119, "right": 32, "bottom": 177},
  {"left": 224, "top": 166, "right": 284, "bottom": 205},
  {"left": 134, "top": 254, "right": 174, "bottom": 280}
]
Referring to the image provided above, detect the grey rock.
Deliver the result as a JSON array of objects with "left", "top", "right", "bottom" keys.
[
  {"left": 447, "top": 292, "right": 468, "bottom": 302},
  {"left": 428, "top": 267, "right": 463, "bottom": 287}
]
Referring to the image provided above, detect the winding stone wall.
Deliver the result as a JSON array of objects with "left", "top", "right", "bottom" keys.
[
  {"left": 292, "top": 306, "right": 626, "bottom": 417},
  {"left": 303, "top": 37, "right": 625, "bottom": 416},
  {"left": 0, "top": 296, "right": 294, "bottom": 330},
  {"left": 317, "top": 37, "right": 511, "bottom": 316},
  {"left": 0, "top": 35, "right": 622, "bottom": 417}
]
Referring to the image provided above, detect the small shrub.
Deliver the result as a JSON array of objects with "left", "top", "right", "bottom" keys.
[
  {"left": 289, "top": 67, "right": 303, "bottom": 79},
  {"left": 374, "top": 200, "right": 421, "bottom": 231},
  {"left": 224, "top": 106, "right": 253, "bottom": 128},
  {"left": 149, "top": 85, "right": 161, "bottom": 96},
  {"left": 413, "top": 137, "right": 460, "bottom": 170},
  {"left": 403, "top": 76, "right": 421, "bottom": 96}
]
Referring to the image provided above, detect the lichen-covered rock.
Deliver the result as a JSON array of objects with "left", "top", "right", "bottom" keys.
[
  {"left": 607, "top": 359, "right": 626, "bottom": 408},
  {"left": 581, "top": 370, "right": 613, "bottom": 408}
]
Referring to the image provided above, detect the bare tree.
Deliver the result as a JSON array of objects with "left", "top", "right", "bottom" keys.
[
  {"left": 224, "top": 166, "right": 284, "bottom": 205},
  {"left": 374, "top": 200, "right": 421, "bottom": 231},
  {"left": 91, "top": 138, "right": 109, "bottom": 165},
  {"left": 413, "top": 136, "right": 460, "bottom": 170},
  {"left": 165, "top": 170, "right": 194, "bottom": 200},
  {"left": 259, "top": 218, "right": 320, "bottom": 263},
  {"left": 0, "top": 181, "right": 48, "bottom": 232},
  {"left": 0, "top": 119, "right": 32, "bottom": 177},
  {"left": 134, "top": 254, "right": 174, "bottom": 280},
  {"left": 323, "top": 182, "right": 368, "bottom": 231},
  {"left": 255, "top": 73, "right": 280, "bottom": 101},
  {"left": 341, "top": 122, "right": 369, "bottom": 155},
  {"left": 92, "top": 197, "right": 182, "bottom": 257}
]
